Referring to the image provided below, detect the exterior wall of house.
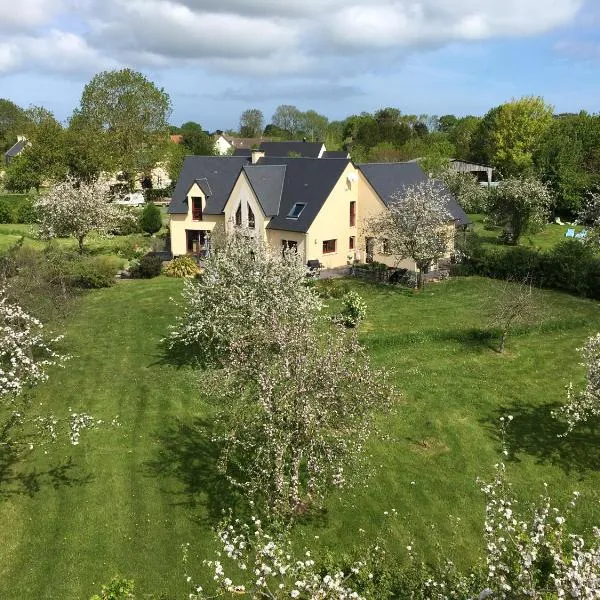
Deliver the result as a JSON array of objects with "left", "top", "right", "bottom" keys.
[
  {"left": 169, "top": 182, "right": 225, "bottom": 256},
  {"left": 304, "top": 163, "right": 360, "bottom": 269},
  {"left": 356, "top": 173, "right": 455, "bottom": 272},
  {"left": 266, "top": 230, "right": 307, "bottom": 258},
  {"left": 223, "top": 174, "right": 271, "bottom": 237},
  {"left": 356, "top": 173, "right": 417, "bottom": 271},
  {"left": 214, "top": 136, "right": 232, "bottom": 155}
]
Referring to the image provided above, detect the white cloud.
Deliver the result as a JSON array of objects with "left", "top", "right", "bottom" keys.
[
  {"left": 0, "top": 30, "right": 116, "bottom": 75},
  {"left": 0, "top": 0, "right": 586, "bottom": 77},
  {"left": 0, "top": 0, "right": 66, "bottom": 32}
]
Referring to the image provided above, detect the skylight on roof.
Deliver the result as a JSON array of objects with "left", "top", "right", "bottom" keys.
[{"left": 287, "top": 203, "right": 306, "bottom": 219}]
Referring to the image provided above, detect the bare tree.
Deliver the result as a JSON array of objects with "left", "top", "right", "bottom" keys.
[{"left": 488, "top": 278, "right": 537, "bottom": 353}]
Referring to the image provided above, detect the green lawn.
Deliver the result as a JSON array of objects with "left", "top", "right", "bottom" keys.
[
  {"left": 1, "top": 277, "right": 599, "bottom": 598},
  {"left": 0, "top": 223, "right": 156, "bottom": 256},
  {"left": 469, "top": 213, "right": 587, "bottom": 251}
]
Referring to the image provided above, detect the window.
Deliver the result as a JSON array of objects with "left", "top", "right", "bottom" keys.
[
  {"left": 248, "top": 204, "right": 255, "bottom": 229},
  {"left": 287, "top": 203, "right": 306, "bottom": 219},
  {"left": 235, "top": 203, "right": 242, "bottom": 227},
  {"left": 191, "top": 197, "right": 202, "bottom": 221},
  {"left": 281, "top": 240, "right": 298, "bottom": 254},
  {"left": 349, "top": 236, "right": 355, "bottom": 250},
  {"left": 322, "top": 239, "right": 336, "bottom": 254},
  {"left": 349, "top": 201, "right": 356, "bottom": 227}
]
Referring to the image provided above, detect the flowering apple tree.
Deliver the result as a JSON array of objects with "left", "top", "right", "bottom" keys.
[
  {"left": 35, "top": 176, "right": 132, "bottom": 252},
  {"left": 0, "top": 286, "right": 65, "bottom": 399},
  {"left": 553, "top": 332, "right": 600, "bottom": 433},
  {"left": 168, "top": 233, "right": 395, "bottom": 516},
  {"left": 368, "top": 180, "right": 453, "bottom": 288}
]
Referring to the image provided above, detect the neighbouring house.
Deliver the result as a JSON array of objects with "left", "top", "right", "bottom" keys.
[
  {"left": 168, "top": 154, "right": 468, "bottom": 273},
  {"left": 323, "top": 150, "right": 351, "bottom": 159},
  {"left": 3, "top": 136, "right": 28, "bottom": 166},
  {"left": 257, "top": 141, "right": 326, "bottom": 158},
  {"left": 213, "top": 134, "right": 272, "bottom": 155}
]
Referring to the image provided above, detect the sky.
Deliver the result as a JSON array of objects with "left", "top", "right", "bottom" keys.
[{"left": 0, "top": 0, "right": 599, "bottom": 131}]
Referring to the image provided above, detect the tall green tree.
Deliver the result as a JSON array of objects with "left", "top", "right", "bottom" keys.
[
  {"left": 180, "top": 121, "right": 214, "bottom": 156},
  {"left": 298, "top": 109, "right": 328, "bottom": 141},
  {"left": 450, "top": 115, "right": 481, "bottom": 160},
  {"left": 535, "top": 112, "right": 600, "bottom": 217},
  {"left": 271, "top": 105, "right": 302, "bottom": 137},
  {"left": 239, "top": 108, "right": 264, "bottom": 138},
  {"left": 477, "top": 97, "right": 554, "bottom": 176},
  {"left": 74, "top": 68, "right": 172, "bottom": 187},
  {"left": 0, "top": 99, "right": 29, "bottom": 152}
]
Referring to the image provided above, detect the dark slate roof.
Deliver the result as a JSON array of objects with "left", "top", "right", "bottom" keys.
[
  {"left": 258, "top": 141, "right": 324, "bottom": 159},
  {"left": 256, "top": 156, "right": 350, "bottom": 233},
  {"left": 358, "top": 162, "right": 470, "bottom": 226},
  {"left": 233, "top": 148, "right": 252, "bottom": 157},
  {"left": 195, "top": 177, "right": 212, "bottom": 197},
  {"left": 243, "top": 165, "right": 286, "bottom": 217},
  {"left": 169, "top": 156, "right": 250, "bottom": 215},
  {"left": 4, "top": 139, "right": 27, "bottom": 158},
  {"left": 322, "top": 150, "right": 349, "bottom": 159}
]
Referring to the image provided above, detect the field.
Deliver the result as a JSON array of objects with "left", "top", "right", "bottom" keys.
[{"left": 1, "top": 275, "right": 599, "bottom": 598}]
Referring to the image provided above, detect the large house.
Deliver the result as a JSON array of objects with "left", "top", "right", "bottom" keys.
[{"left": 168, "top": 153, "right": 468, "bottom": 271}]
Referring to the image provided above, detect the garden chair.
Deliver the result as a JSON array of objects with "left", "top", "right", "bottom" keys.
[{"left": 565, "top": 228, "right": 575, "bottom": 238}]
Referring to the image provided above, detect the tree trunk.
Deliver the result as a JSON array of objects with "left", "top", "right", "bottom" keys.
[
  {"left": 499, "top": 329, "right": 507, "bottom": 353},
  {"left": 416, "top": 262, "right": 427, "bottom": 289},
  {"left": 78, "top": 235, "right": 85, "bottom": 254}
]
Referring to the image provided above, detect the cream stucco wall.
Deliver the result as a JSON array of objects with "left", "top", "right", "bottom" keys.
[
  {"left": 214, "top": 136, "right": 232, "bottom": 156},
  {"left": 303, "top": 163, "right": 360, "bottom": 269},
  {"left": 169, "top": 182, "right": 225, "bottom": 256},
  {"left": 266, "top": 230, "right": 307, "bottom": 259},
  {"left": 356, "top": 173, "right": 456, "bottom": 272},
  {"left": 223, "top": 173, "right": 270, "bottom": 239}
]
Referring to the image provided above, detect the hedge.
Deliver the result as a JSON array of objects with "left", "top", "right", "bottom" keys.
[{"left": 456, "top": 237, "right": 600, "bottom": 299}]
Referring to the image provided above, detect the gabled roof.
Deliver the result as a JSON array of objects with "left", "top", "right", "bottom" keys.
[
  {"left": 258, "top": 141, "right": 324, "bottom": 159},
  {"left": 168, "top": 156, "right": 250, "bottom": 215},
  {"left": 257, "top": 156, "right": 350, "bottom": 233},
  {"left": 195, "top": 177, "right": 212, "bottom": 197},
  {"left": 243, "top": 165, "right": 286, "bottom": 217},
  {"left": 4, "top": 139, "right": 27, "bottom": 158},
  {"left": 322, "top": 150, "right": 350, "bottom": 159},
  {"left": 358, "top": 162, "right": 470, "bottom": 226},
  {"left": 233, "top": 148, "right": 252, "bottom": 157}
]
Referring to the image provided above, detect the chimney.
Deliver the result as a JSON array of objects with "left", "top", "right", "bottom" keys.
[{"left": 251, "top": 150, "right": 265, "bottom": 164}]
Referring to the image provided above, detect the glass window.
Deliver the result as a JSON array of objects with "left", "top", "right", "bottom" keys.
[
  {"left": 322, "top": 239, "right": 336, "bottom": 254},
  {"left": 349, "top": 236, "right": 355, "bottom": 250},
  {"left": 349, "top": 201, "right": 356, "bottom": 227},
  {"left": 248, "top": 204, "right": 255, "bottom": 229},
  {"left": 287, "top": 203, "right": 306, "bottom": 219},
  {"left": 235, "top": 203, "right": 242, "bottom": 226}
]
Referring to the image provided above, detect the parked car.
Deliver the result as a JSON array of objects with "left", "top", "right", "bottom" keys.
[{"left": 116, "top": 192, "right": 145, "bottom": 207}]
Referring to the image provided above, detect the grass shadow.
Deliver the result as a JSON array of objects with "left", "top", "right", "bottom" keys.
[
  {"left": 151, "top": 339, "right": 207, "bottom": 370},
  {"left": 146, "top": 417, "right": 246, "bottom": 524},
  {"left": 484, "top": 403, "right": 600, "bottom": 474}
]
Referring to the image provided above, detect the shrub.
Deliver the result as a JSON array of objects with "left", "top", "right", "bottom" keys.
[
  {"left": 164, "top": 256, "right": 200, "bottom": 278},
  {"left": 315, "top": 279, "right": 350, "bottom": 299},
  {"left": 15, "top": 197, "right": 35, "bottom": 223},
  {"left": 338, "top": 291, "right": 367, "bottom": 327},
  {"left": 71, "top": 255, "right": 122, "bottom": 289},
  {"left": 132, "top": 253, "right": 162, "bottom": 278},
  {"left": 113, "top": 208, "right": 143, "bottom": 235},
  {"left": 0, "top": 202, "right": 12, "bottom": 223},
  {"left": 139, "top": 203, "right": 162, "bottom": 235},
  {"left": 113, "top": 236, "right": 150, "bottom": 260},
  {"left": 144, "top": 187, "right": 172, "bottom": 203}
]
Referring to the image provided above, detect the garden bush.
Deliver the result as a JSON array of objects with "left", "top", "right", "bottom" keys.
[
  {"left": 143, "top": 187, "right": 172, "bottom": 203},
  {"left": 337, "top": 291, "right": 367, "bottom": 327},
  {"left": 139, "top": 203, "right": 162, "bottom": 235},
  {"left": 164, "top": 256, "right": 200, "bottom": 278},
  {"left": 132, "top": 253, "right": 162, "bottom": 278},
  {"left": 71, "top": 255, "right": 122, "bottom": 289},
  {"left": 113, "top": 208, "right": 143, "bottom": 235},
  {"left": 0, "top": 202, "right": 12, "bottom": 223}
]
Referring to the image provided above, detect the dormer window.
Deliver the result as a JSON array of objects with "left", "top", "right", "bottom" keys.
[{"left": 287, "top": 203, "right": 306, "bottom": 219}]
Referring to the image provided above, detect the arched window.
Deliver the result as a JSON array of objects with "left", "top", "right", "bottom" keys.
[
  {"left": 248, "top": 204, "right": 255, "bottom": 229},
  {"left": 235, "top": 203, "right": 242, "bottom": 227}
]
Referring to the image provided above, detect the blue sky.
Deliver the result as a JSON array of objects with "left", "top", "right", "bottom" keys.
[{"left": 0, "top": 0, "right": 598, "bottom": 130}]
